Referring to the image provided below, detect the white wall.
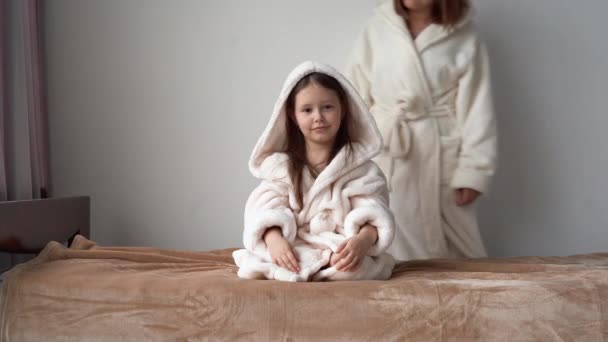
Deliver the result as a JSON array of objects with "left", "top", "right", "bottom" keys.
[
  {"left": 44, "top": 0, "right": 607, "bottom": 256},
  {"left": 473, "top": 0, "right": 608, "bottom": 256}
]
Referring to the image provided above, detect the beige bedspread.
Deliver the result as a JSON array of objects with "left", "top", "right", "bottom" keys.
[{"left": 1, "top": 236, "right": 607, "bottom": 341}]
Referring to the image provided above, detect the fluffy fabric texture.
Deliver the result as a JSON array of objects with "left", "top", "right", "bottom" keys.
[
  {"left": 344, "top": 0, "right": 497, "bottom": 260},
  {"left": 2, "top": 237, "right": 608, "bottom": 341},
  {"left": 233, "top": 61, "right": 396, "bottom": 282}
]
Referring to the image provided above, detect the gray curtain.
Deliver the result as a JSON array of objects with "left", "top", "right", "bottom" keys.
[
  {"left": 0, "top": 0, "right": 50, "bottom": 202},
  {"left": 1, "top": 0, "right": 49, "bottom": 272}
]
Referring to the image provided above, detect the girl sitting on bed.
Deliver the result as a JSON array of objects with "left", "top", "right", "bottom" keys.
[{"left": 233, "top": 61, "right": 396, "bottom": 282}]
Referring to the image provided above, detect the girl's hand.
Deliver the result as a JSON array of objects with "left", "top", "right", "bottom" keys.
[
  {"left": 332, "top": 225, "right": 377, "bottom": 272},
  {"left": 263, "top": 227, "right": 300, "bottom": 273},
  {"left": 454, "top": 188, "right": 481, "bottom": 206}
]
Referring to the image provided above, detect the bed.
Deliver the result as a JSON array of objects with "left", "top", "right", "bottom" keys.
[{"left": 1, "top": 235, "right": 606, "bottom": 341}]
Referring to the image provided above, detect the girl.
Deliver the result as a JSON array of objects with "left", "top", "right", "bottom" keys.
[
  {"left": 345, "top": 0, "right": 497, "bottom": 260},
  {"left": 233, "top": 61, "right": 396, "bottom": 282}
]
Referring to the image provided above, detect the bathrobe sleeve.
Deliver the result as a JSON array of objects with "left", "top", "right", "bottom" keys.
[
  {"left": 452, "top": 40, "right": 498, "bottom": 194},
  {"left": 342, "top": 163, "right": 396, "bottom": 256},
  {"left": 243, "top": 180, "right": 297, "bottom": 253},
  {"left": 344, "top": 24, "right": 375, "bottom": 108}
]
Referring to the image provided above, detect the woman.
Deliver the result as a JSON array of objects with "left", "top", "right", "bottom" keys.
[{"left": 345, "top": 0, "right": 497, "bottom": 260}]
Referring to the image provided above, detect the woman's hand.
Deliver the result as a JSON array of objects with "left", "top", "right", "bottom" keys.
[
  {"left": 454, "top": 188, "right": 481, "bottom": 206},
  {"left": 332, "top": 224, "right": 378, "bottom": 272},
  {"left": 263, "top": 227, "right": 300, "bottom": 273}
]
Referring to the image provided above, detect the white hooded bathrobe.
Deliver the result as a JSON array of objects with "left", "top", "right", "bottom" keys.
[
  {"left": 233, "top": 61, "right": 396, "bottom": 282},
  {"left": 345, "top": 1, "right": 497, "bottom": 260}
]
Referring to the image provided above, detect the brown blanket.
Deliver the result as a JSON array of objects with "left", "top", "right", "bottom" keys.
[{"left": 1, "top": 236, "right": 607, "bottom": 341}]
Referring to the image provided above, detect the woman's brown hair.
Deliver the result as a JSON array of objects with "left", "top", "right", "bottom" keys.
[
  {"left": 394, "top": 0, "right": 470, "bottom": 27},
  {"left": 284, "top": 72, "right": 353, "bottom": 209}
]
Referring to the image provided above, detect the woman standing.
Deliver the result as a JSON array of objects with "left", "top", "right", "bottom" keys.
[{"left": 345, "top": 0, "right": 497, "bottom": 260}]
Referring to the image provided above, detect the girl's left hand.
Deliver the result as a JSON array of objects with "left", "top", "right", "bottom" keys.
[
  {"left": 332, "top": 227, "right": 376, "bottom": 272},
  {"left": 455, "top": 188, "right": 481, "bottom": 206}
]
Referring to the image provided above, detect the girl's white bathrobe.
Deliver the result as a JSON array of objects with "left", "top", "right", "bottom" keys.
[
  {"left": 233, "top": 61, "right": 396, "bottom": 282},
  {"left": 345, "top": 1, "right": 497, "bottom": 260}
]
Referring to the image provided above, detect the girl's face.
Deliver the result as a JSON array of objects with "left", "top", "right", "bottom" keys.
[
  {"left": 401, "top": 0, "right": 433, "bottom": 13},
  {"left": 293, "top": 82, "right": 342, "bottom": 148}
]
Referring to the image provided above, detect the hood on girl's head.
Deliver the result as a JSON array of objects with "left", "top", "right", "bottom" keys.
[{"left": 249, "top": 61, "right": 383, "bottom": 178}]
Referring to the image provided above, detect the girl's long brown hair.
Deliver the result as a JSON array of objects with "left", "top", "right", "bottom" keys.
[
  {"left": 284, "top": 73, "right": 353, "bottom": 209},
  {"left": 394, "top": 0, "right": 470, "bottom": 27}
]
